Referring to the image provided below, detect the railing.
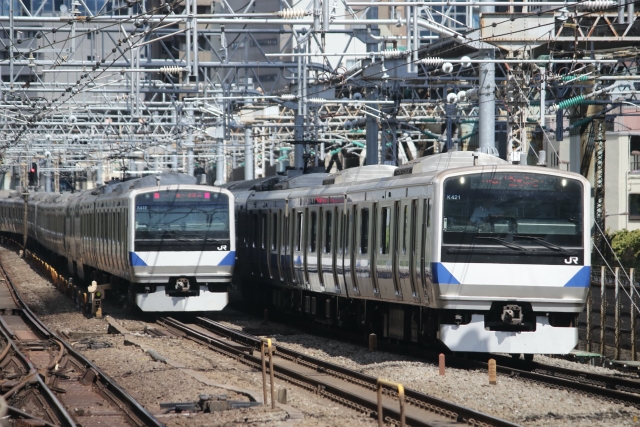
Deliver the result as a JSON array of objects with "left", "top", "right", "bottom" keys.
[{"left": 582, "top": 266, "right": 639, "bottom": 360}]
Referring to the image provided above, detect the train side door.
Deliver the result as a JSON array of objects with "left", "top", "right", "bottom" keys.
[
  {"left": 273, "top": 210, "right": 282, "bottom": 282},
  {"left": 342, "top": 206, "right": 357, "bottom": 295},
  {"left": 305, "top": 207, "right": 322, "bottom": 291},
  {"left": 417, "top": 198, "right": 433, "bottom": 302},
  {"left": 408, "top": 199, "right": 421, "bottom": 301},
  {"left": 395, "top": 200, "right": 414, "bottom": 300},
  {"left": 262, "top": 210, "right": 272, "bottom": 279},
  {"left": 376, "top": 202, "right": 395, "bottom": 299},
  {"left": 293, "top": 209, "right": 305, "bottom": 287},
  {"left": 370, "top": 202, "right": 380, "bottom": 297},
  {"left": 354, "top": 202, "right": 375, "bottom": 298}
]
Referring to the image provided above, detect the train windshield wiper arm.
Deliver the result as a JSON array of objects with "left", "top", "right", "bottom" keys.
[
  {"left": 513, "top": 235, "right": 572, "bottom": 253},
  {"left": 473, "top": 236, "right": 531, "bottom": 252}
]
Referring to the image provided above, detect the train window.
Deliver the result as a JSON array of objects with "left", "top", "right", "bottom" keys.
[
  {"left": 324, "top": 211, "right": 332, "bottom": 253},
  {"left": 345, "top": 214, "right": 350, "bottom": 253},
  {"left": 252, "top": 214, "right": 258, "bottom": 248},
  {"left": 271, "top": 213, "right": 278, "bottom": 251},
  {"left": 426, "top": 199, "right": 431, "bottom": 227},
  {"left": 310, "top": 211, "right": 317, "bottom": 253},
  {"left": 380, "top": 207, "right": 390, "bottom": 255},
  {"left": 296, "top": 212, "right": 303, "bottom": 251},
  {"left": 360, "top": 208, "right": 369, "bottom": 254},
  {"left": 262, "top": 213, "right": 267, "bottom": 249},
  {"left": 402, "top": 205, "right": 408, "bottom": 254}
]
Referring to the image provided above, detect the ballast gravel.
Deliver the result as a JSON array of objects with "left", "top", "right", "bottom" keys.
[
  {"left": 0, "top": 245, "right": 376, "bottom": 426},
  {"left": 216, "top": 314, "right": 640, "bottom": 427}
]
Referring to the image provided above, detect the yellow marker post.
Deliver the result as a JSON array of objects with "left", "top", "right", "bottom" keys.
[
  {"left": 376, "top": 379, "right": 405, "bottom": 427},
  {"left": 260, "top": 338, "right": 276, "bottom": 409}
]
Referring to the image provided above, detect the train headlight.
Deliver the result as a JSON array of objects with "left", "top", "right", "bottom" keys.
[
  {"left": 459, "top": 177, "right": 465, "bottom": 184},
  {"left": 561, "top": 179, "right": 567, "bottom": 187}
]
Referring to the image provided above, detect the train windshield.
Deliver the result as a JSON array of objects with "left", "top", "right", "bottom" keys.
[
  {"left": 441, "top": 172, "right": 583, "bottom": 260},
  {"left": 134, "top": 190, "right": 230, "bottom": 252}
]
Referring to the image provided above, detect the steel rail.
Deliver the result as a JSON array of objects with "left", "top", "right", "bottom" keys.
[
  {"left": 485, "top": 354, "right": 640, "bottom": 398},
  {"left": 0, "top": 261, "right": 166, "bottom": 427},
  {"left": 159, "top": 316, "right": 519, "bottom": 427}
]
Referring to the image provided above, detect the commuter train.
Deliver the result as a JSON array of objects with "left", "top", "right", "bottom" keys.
[
  {"left": 228, "top": 152, "right": 590, "bottom": 356},
  {"left": 0, "top": 173, "right": 235, "bottom": 312}
]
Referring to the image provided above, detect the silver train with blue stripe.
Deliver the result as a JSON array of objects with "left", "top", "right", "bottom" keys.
[
  {"left": 0, "top": 173, "right": 235, "bottom": 312},
  {"left": 228, "top": 152, "right": 590, "bottom": 356}
]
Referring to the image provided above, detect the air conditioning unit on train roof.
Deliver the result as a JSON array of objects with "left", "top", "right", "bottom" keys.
[
  {"left": 394, "top": 152, "right": 509, "bottom": 176},
  {"left": 326, "top": 165, "right": 397, "bottom": 186}
]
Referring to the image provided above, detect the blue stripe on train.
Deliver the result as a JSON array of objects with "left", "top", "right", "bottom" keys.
[
  {"left": 129, "top": 252, "right": 148, "bottom": 267},
  {"left": 431, "top": 262, "right": 460, "bottom": 285},
  {"left": 129, "top": 251, "right": 235, "bottom": 267},
  {"left": 564, "top": 266, "right": 591, "bottom": 287}
]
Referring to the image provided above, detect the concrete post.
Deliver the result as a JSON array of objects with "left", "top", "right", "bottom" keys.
[
  {"left": 186, "top": 135, "right": 195, "bottom": 176},
  {"left": 216, "top": 138, "right": 225, "bottom": 184},
  {"left": 44, "top": 155, "right": 52, "bottom": 192},
  {"left": 366, "top": 90, "right": 379, "bottom": 165},
  {"left": 478, "top": 48, "right": 496, "bottom": 154},
  {"left": 294, "top": 115, "right": 304, "bottom": 170},
  {"left": 95, "top": 161, "right": 103, "bottom": 187},
  {"left": 245, "top": 127, "right": 254, "bottom": 180}
]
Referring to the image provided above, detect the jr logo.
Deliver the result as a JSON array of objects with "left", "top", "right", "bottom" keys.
[
  {"left": 217, "top": 245, "right": 228, "bottom": 251},
  {"left": 564, "top": 257, "right": 579, "bottom": 264}
]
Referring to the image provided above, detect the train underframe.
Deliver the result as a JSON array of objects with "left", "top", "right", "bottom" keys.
[{"left": 242, "top": 279, "right": 581, "bottom": 356}]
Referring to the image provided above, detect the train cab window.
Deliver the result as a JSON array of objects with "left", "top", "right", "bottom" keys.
[
  {"left": 296, "top": 212, "right": 303, "bottom": 251},
  {"left": 271, "top": 213, "right": 278, "bottom": 251},
  {"left": 309, "top": 211, "right": 317, "bottom": 253},
  {"left": 402, "top": 205, "right": 408, "bottom": 254},
  {"left": 360, "top": 208, "right": 369, "bottom": 254},
  {"left": 324, "top": 211, "right": 332, "bottom": 253},
  {"left": 380, "top": 207, "right": 391, "bottom": 255}
]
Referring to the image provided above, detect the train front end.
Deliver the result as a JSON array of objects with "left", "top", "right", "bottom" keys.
[
  {"left": 129, "top": 186, "right": 235, "bottom": 311},
  {"left": 434, "top": 168, "right": 590, "bottom": 354}
]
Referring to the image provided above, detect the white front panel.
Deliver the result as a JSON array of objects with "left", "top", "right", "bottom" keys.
[
  {"left": 443, "top": 262, "right": 584, "bottom": 287},
  {"left": 135, "top": 251, "right": 232, "bottom": 267},
  {"left": 440, "top": 314, "right": 578, "bottom": 354},
  {"left": 135, "top": 286, "right": 228, "bottom": 312}
]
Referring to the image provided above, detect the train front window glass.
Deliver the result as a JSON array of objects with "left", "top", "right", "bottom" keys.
[
  {"left": 325, "top": 211, "right": 332, "bottom": 253},
  {"left": 381, "top": 207, "right": 390, "bottom": 254},
  {"left": 442, "top": 173, "right": 583, "bottom": 246},
  {"left": 310, "top": 211, "right": 317, "bottom": 253},
  {"left": 360, "top": 208, "right": 369, "bottom": 254},
  {"left": 134, "top": 190, "right": 229, "bottom": 251}
]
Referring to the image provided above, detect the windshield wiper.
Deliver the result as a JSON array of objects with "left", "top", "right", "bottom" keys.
[
  {"left": 473, "top": 236, "right": 531, "bottom": 252},
  {"left": 513, "top": 234, "right": 573, "bottom": 253}
]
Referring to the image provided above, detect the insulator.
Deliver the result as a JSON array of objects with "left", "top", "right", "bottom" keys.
[
  {"left": 420, "top": 57, "right": 444, "bottom": 67},
  {"left": 307, "top": 98, "right": 325, "bottom": 105},
  {"left": 159, "top": 66, "right": 184, "bottom": 74},
  {"left": 578, "top": 1, "right": 616, "bottom": 10},
  {"left": 381, "top": 49, "right": 406, "bottom": 59},
  {"left": 552, "top": 94, "right": 586, "bottom": 111},
  {"left": 275, "top": 8, "right": 308, "bottom": 18},
  {"left": 279, "top": 94, "right": 296, "bottom": 100},
  {"left": 562, "top": 74, "right": 590, "bottom": 82}
]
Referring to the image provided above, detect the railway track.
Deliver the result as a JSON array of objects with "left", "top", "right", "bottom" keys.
[
  {"left": 157, "top": 316, "right": 520, "bottom": 427},
  {"left": 0, "top": 260, "right": 164, "bottom": 427},
  {"left": 470, "top": 355, "right": 640, "bottom": 407}
]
